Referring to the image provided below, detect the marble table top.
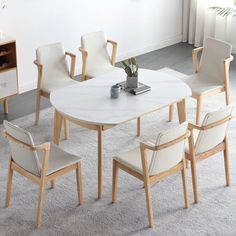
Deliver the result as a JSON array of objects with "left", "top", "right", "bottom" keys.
[{"left": 50, "top": 69, "right": 192, "bottom": 126}]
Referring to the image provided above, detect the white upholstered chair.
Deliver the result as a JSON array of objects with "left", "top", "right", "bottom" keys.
[
  {"left": 169, "top": 38, "right": 233, "bottom": 124},
  {"left": 79, "top": 31, "right": 122, "bottom": 81},
  {"left": 34, "top": 42, "right": 77, "bottom": 138},
  {"left": 185, "top": 105, "right": 233, "bottom": 204},
  {"left": 3, "top": 121, "right": 83, "bottom": 228},
  {"left": 112, "top": 122, "right": 190, "bottom": 228}
]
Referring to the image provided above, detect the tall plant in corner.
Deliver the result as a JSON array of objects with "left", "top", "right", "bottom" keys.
[{"left": 210, "top": 0, "right": 236, "bottom": 17}]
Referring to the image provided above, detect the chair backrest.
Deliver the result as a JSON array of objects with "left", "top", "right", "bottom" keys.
[
  {"left": 81, "top": 31, "right": 112, "bottom": 73},
  {"left": 199, "top": 37, "right": 232, "bottom": 84},
  {"left": 194, "top": 105, "right": 233, "bottom": 154},
  {"left": 3, "top": 121, "right": 41, "bottom": 176},
  {"left": 148, "top": 122, "right": 188, "bottom": 176},
  {"left": 36, "top": 42, "right": 70, "bottom": 83}
]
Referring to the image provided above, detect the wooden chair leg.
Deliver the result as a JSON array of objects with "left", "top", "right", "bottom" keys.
[
  {"left": 181, "top": 159, "right": 189, "bottom": 208},
  {"left": 76, "top": 162, "right": 83, "bottom": 205},
  {"left": 169, "top": 105, "right": 174, "bottom": 122},
  {"left": 196, "top": 97, "right": 202, "bottom": 125},
  {"left": 3, "top": 99, "right": 9, "bottom": 114},
  {"left": 5, "top": 160, "right": 13, "bottom": 208},
  {"left": 225, "top": 88, "right": 231, "bottom": 105},
  {"left": 137, "top": 117, "right": 141, "bottom": 137},
  {"left": 36, "top": 181, "right": 46, "bottom": 228},
  {"left": 112, "top": 160, "right": 119, "bottom": 203},
  {"left": 143, "top": 176, "right": 154, "bottom": 228},
  {"left": 224, "top": 138, "right": 230, "bottom": 186},
  {"left": 50, "top": 180, "right": 55, "bottom": 189},
  {"left": 35, "top": 92, "right": 41, "bottom": 125},
  {"left": 186, "top": 159, "right": 190, "bottom": 169},
  {"left": 190, "top": 158, "right": 198, "bottom": 204},
  {"left": 64, "top": 118, "right": 69, "bottom": 140}
]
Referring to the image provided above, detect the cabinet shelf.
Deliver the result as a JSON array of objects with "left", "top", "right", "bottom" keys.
[
  {"left": 0, "top": 36, "right": 18, "bottom": 115},
  {"left": 0, "top": 50, "right": 11, "bottom": 57}
]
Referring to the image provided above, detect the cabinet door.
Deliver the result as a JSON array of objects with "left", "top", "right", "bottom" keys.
[{"left": 0, "top": 68, "right": 18, "bottom": 99}]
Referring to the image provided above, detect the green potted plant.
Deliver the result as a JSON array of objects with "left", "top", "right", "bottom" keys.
[{"left": 121, "top": 57, "right": 139, "bottom": 89}]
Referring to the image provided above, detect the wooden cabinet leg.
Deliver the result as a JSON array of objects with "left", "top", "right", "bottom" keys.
[{"left": 3, "top": 99, "right": 9, "bottom": 114}]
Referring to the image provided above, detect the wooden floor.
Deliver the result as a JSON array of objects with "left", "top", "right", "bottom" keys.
[{"left": 0, "top": 42, "right": 235, "bottom": 124}]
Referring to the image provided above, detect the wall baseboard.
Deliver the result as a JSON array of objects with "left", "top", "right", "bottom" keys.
[
  {"left": 116, "top": 34, "right": 183, "bottom": 62},
  {"left": 19, "top": 34, "right": 183, "bottom": 94}
]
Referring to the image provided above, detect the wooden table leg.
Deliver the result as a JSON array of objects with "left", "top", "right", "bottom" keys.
[
  {"left": 98, "top": 125, "right": 103, "bottom": 199},
  {"left": 53, "top": 110, "right": 63, "bottom": 145},
  {"left": 137, "top": 117, "right": 141, "bottom": 137},
  {"left": 177, "top": 99, "right": 186, "bottom": 123}
]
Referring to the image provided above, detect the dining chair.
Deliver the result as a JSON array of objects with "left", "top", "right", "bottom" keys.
[
  {"left": 185, "top": 105, "right": 233, "bottom": 204},
  {"left": 34, "top": 42, "right": 78, "bottom": 138},
  {"left": 79, "top": 31, "right": 122, "bottom": 81},
  {"left": 112, "top": 122, "right": 190, "bottom": 228},
  {"left": 169, "top": 37, "right": 233, "bottom": 124},
  {"left": 3, "top": 120, "right": 83, "bottom": 228}
]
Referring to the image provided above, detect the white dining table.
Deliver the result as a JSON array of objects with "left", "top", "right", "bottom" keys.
[{"left": 50, "top": 69, "right": 192, "bottom": 199}]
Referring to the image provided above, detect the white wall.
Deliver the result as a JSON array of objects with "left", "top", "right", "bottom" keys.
[{"left": 0, "top": 0, "right": 183, "bottom": 93}]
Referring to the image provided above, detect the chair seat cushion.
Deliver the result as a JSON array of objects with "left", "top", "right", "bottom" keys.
[
  {"left": 185, "top": 129, "right": 199, "bottom": 154},
  {"left": 114, "top": 147, "right": 153, "bottom": 175},
  {"left": 41, "top": 77, "right": 78, "bottom": 94},
  {"left": 86, "top": 66, "right": 122, "bottom": 78},
  {"left": 181, "top": 74, "right": 223, "bottom": 96},
  {"left": 38, "top": 144, "right": 81, "bottom": 175}
]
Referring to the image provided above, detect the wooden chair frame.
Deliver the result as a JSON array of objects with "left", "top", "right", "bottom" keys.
[
  {"left": 79, "top": 39, "right": 118, "bottom": 81},
  {"left": 169, "top": 47, "right": 234, "bottom": 124},
  {"left": 34, "top": 51, "right": 76, "bottom": 139},
  {"left": 3, "top": 130, "right": 83, "bottom": 228},
  {"left": 112, "top": 131, "right": 190, "bottom": 228},
  {"left": 185, "top": 114, "right": 233, "bottom": 204}
]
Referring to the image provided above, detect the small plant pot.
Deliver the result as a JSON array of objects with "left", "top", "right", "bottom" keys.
[
  {"left": 126, "top": 76, "right": 138, "bottom": 89},
  {"left": 110, "top": 85, "right": 121, "bottom": 99}
]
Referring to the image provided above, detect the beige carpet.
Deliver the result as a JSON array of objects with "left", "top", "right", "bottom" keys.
[{"left": 0, "top": 68, "right": 236, "bottom": 236}]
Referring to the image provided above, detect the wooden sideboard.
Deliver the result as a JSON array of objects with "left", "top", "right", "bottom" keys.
[{"left": 0, "top": 35, "right": 19, "bottom": 114}]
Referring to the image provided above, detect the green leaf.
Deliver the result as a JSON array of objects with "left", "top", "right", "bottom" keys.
[{"left": 125, "top": 67, "right": 132, "bottom": 77}]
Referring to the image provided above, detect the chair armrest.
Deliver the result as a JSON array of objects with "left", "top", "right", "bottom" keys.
[
  {"left": 65, "top": 51, "right": 76, "bottom": 79},
  {"left": 79, "top": 47, "right": 88, "bottom": 81},
  {"left": 79, "top": 47, "right": 88, "bottom": 56},
  {"left": 107, "top": 39, "right": 117, "bottom": 46},
  {"left": 2, "top": 130, "right": 51, "bottom": 151},
  {"left": 140, "top": 131, "right": 190, "bottom": 152},
  {"left": 107, "top": 40, "right": 118, "bottom": 66},
  {"left": 34, "top": 142, "right": 51, "bottom": 151},
  {"left": 192, "top": 47, "right": 203, "bottom": 54},
  {"left": 34, "top": 60, "right": 43, "bottom": 69},
  {"left": 140, "top": 141, "right": 157, "bottom": 151},
  {"left": 192, "top": 47, "right": 203, "bottom": 73},
  {"left": 34, "top": 60, "right": 43, "bottom": 89},
  {"left": 65, "top": 51, "right": 76, "bottom": 59},
  {"left": 188, "top": 123, "right": 202, "bottom": 131}
]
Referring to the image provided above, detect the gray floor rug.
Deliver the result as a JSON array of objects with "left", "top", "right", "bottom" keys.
[{"left": 0, "top": 68, "right": 236, "bottom": 236}]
